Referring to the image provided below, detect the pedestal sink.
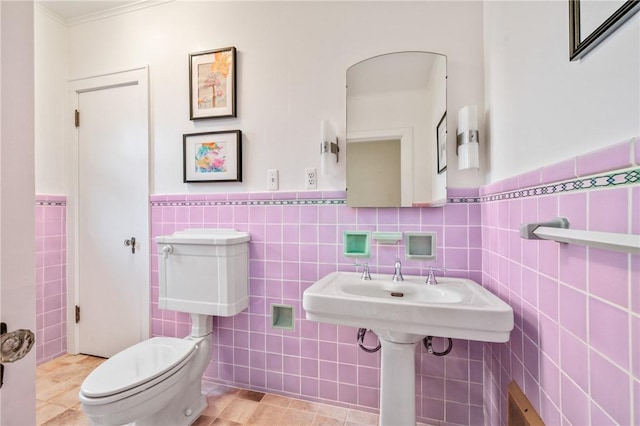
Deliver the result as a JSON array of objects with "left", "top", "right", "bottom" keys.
[{"left": 302, "top": 272, "right": 514, "bottom": 425}]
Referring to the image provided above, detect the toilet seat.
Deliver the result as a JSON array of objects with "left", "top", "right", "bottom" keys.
[{"left": 80, "top": 337, "right": 197, "bottom": 403}]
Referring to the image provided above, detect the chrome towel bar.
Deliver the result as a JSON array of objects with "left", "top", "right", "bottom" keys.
[{"left": 520, "top": 217, "right": 640, "bottom": 254}]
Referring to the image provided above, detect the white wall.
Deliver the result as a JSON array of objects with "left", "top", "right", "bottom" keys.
[
  {"left": 484, "top": 1, "right": 640, "bottom": 183},
  {"left": 59, "top": 1, "right": 484, "bottom": 194},
  {"left": 39, "top": 2, "right": 638, "bottom": 194},
  {"left": 34, "top": 7, "right": 67, "bottom": 195}
]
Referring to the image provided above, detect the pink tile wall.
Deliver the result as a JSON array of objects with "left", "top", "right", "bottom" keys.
[
  {"left": 35, "top": 196, "right": 67, "bottom": 365},
  {"left": 481, "top": 137, "right": 640, "bottom": 425},
  {"left": 150, "top": 193, "right": 484, "bottom": 425}
]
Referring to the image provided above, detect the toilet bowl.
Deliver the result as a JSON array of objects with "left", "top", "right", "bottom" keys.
[
  {"left": 79, "top": 229, "right": 250, "bottom": 426},
  {"left": 79, "top": 331, "right": 212, "bottom": 426}
]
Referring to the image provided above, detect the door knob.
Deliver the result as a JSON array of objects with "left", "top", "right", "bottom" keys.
[
  {"left": 124, "top": 237, "right": 136, "bottom": 254},
  {"left": 0, "top": 322, "right": 35, "bottom": 389}
]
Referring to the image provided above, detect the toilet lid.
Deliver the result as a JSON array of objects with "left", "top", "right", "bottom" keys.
[{"left": 81, "top": 337, "right": 198, "bottom": 398}]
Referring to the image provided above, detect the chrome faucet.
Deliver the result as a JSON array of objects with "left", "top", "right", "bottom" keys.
[
  {"left": 354, "top": 262, "right": 371, "bottom": 280},
  {"left": 392, "top": 258, "right": 404, "bottom": 282},
  {"left": 426, "top": 266, "right": 446, "bottom": 285}
]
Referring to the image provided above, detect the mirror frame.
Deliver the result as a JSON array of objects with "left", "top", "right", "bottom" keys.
[{"left": 569, "top": 0, "right": 640, "bottom": 61}]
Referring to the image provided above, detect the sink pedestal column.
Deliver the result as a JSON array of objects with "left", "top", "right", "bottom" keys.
[{"left": 378, "top": 337, "right": 420, "bottom": 426}]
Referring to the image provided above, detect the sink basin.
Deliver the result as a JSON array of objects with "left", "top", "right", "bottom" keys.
[
  {"left": 340, "top": 281, "right": 463, "bottom": 303},
  {"left": 303, "top": 271, "right": 513, "bottom": 342}
]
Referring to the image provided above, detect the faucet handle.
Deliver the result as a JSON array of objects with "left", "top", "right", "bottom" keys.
[
  {"left": 426, "top": 266, "right": 446, "bottom": 285},
  {"left": 392, "top": 258, "right": 404, "bottom": 282},
  {"left": 353, "top": 262, "right": 372, "bottom": 280}
]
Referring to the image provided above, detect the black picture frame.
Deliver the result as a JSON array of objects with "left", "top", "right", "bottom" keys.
[
  {"left": 189, "top": 46, "right": 237, "bottom": 120},
  {"left": 183, "top": 130, "right": 242, "bottom": 183},
  {"left": 569, "top": 0, "right": 640, "bottom": 61},
  {"left": 436, "top": 112, "right": 447, "bottom": 174}
]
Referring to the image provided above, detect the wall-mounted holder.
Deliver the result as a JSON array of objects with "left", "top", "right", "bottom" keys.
[
  {"left": 343, "top": 231, "right": 371, "bottom": 258},
  {"left": 520, "top": 217, "right": 640, "bottom": 254},
  {"left": 372, "top": 232, "right": 403, "bottom": 245},
  {"left": 405, "top": 232, "right": 436, "bottom": 260},
  {"left": 519, "top": 217, "right": 569, "bottom": 239},
  {"left": 271, "top": 304, "right": 295, "bottom": 330}
]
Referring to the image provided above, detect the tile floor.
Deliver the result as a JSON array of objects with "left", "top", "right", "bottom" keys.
[{"left": 36, "top": 354, "right": 382, "bottom": 426}]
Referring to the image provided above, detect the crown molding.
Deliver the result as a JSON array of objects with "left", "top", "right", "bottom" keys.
[
  {"left": 36, "top": 0, "right": 173, "bottom": 27},
  {"left": 35, "top": 3, "right": 67, "bottom": 26}
]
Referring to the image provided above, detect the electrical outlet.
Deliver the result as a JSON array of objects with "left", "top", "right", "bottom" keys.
[
  {"left": 305, "top": 167, "right": 317, "bottom": 189},
  {"left": 267, "top": 169, "right": 279, "bottom": 191}
]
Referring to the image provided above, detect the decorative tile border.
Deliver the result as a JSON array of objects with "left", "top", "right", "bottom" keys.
[
  {"left": 481, "top": 167, "right": 640, "bottom": 203},
  {"left": 36, "top": 200, "right": 66, "bottom": 206},
  {"left": 447, "top": 196, "right": 482, "bottom": 204},
  {"left": 151, "top": 159, "right": 639, "bottom": 207},
  {"left": 151, "top": 196, "right": 483, "bottom": 206},
  {"left": 150, "top": 198, "right": 346, "bottom": 207},
  {"left": 36, "top": 195, "right": 66, "bottom": 206}
]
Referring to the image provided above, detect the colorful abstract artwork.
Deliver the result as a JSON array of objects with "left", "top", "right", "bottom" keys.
[
  {"left": 189, "top": 47, "right": 236, "bottom": 120},
  {"left": 183, "top": 131, "right": 242, "bottom": 182},
  {"left": 194, "top": 142, "right": 227, "bottom": 174}
]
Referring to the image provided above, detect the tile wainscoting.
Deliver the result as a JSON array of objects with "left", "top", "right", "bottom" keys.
[
  {"left": 150, "top": 191, "right": 484, "bottom": 426},
  {"left": 481, "top": 137, "right": 639, "bottom": 425},
  {"left": 35, "top": 195, "right": 67, "bottom": 365}
]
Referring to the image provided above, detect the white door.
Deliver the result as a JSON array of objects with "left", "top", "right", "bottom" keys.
[
  {"left": 68, "top": 68, "right": 149, "bottom": 358},
  {"left": 0, "top": 1, "right": 36, "bottom": 424}
]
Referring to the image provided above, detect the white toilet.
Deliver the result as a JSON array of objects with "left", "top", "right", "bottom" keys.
[{"left": 79, "top": 229, "right": 250, "bottom": 426}]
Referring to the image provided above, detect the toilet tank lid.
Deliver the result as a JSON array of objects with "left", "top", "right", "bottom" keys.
[{"left": 156, "top": 228, "right": 250, "bottom": 245}]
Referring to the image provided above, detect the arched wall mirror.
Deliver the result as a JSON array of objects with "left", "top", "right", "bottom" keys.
[{"left": 346, "top": 51, "right": 447, "bottom": 208}]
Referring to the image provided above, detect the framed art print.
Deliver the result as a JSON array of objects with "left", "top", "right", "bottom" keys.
[
  {"left": 189, "top": 46, "right": 236, "bottom": 120},
  {"left": 183, "top": 130, "right": 242, "bottom": 182}
]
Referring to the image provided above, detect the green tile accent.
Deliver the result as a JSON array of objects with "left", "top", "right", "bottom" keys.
[
  {"left": 271, "top": 304, "right": 295, "bottom": 330},
  {"left": 343, "top": 231, "right": 371, "bottom": 258}
]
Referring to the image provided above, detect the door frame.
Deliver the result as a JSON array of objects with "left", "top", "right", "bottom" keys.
[{"left": 66, "top": 67, "right": 150, "bottom": 354}]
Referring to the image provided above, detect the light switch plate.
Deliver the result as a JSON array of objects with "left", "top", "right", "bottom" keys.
[{"left": 267, "top": 169, "right": 279, "bottom": 191}]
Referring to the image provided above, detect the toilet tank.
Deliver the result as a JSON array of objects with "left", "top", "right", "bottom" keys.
[{"left": 156, "top": 229, "right": 250, "bottom": 316}]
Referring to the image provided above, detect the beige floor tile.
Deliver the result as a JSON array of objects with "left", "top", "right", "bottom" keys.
[
  {"left": 48, "top": 385, "right": 81, "bottom": 409},
  {"left": 36, "top": 378, "right": 76, "bottom": 402},
  {"left": 288, "top": 398, "right": 318, "bottom": 413},
  {"left": 237, "top": 389, "right": 266, "bottom": 402},
  {"left": 278, "top": 408, "right": 315, "bottom": 425},
  {"left": 206, "top": 383, "right": 241, "bottom": 397},
  {"left": 316, "top": 403, "right": 348, "bottom": 421},
  {"left": 36, "top": 356, "right": 378, "bottom": 426},
  {"left": 201, "top": 392, "right": 237, "bottom": 418},
  {"left": 39, "top": 354, "right": 74, "bottom": 369},
  {"left": 36, "top": 403, "right": 68, "bottom": 425},
  {"left": 345, "top": 409, "right": 378, "bottom": 425},
  {"left": 212, "top": 419, "right": 242, "bottom": 426},
  {"left": 48, "top": 362, "right": 94, "bottom": 385},
  {"left": 41, "top": 408, "right": 89, "bottom": 426},
  {"left": 192, "top": 414, "right": 215, "bottom": 426},
  {"left": 261, "top": 393, "right": 291, "bottom": 408},
  {"left": 77, "top": 355, "right": 106, "bottom": 369},
  {"left": 312, "top": 414, "right": 343, "bottom": 426},
  {"left": 36, "top": 376, "right": 59, "bottom": 398},
  {"left": 217, "top": 398, "right": 260, "bottom": 424},
  {"left": 246, "top": 403, "right": 286, "bottom": 425}
]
